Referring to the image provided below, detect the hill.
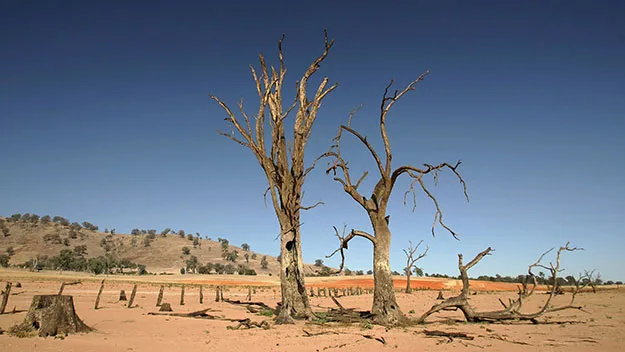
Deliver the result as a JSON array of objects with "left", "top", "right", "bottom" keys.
[{"left": 0, "top": 216, "right": 326, "bottom": 276}]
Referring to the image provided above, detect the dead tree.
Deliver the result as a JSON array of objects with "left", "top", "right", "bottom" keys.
[
  {"left": 324, "top": 72, "right": 468, "bottom": 325},
  {"left": 417, "top": 242, "right": 590, "bottom": 323},
  {"left": 210, "top": 31, "right": 337, "bottom": 323},
  {"left": 403, "top": 240, "right": 428, "bottom": 293}
]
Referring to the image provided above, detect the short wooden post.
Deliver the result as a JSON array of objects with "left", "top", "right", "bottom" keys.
[
  {"left": 199, "top": 286, "right": 204, "bottom": 304},
  {"left": 180, "top": 285, "right": 185, "bottom": 305},
  {"left": 156, "top": 286, "right": 164, "bottom": 306},
  {"left": 0, "top": 281, "right": 12, "bottom": 314},
  {"left": 94, "top": 280, "right": 105, "bottom": 309},
  {"left": 128, "top": 284, "right": 137, "bottom": 308}
]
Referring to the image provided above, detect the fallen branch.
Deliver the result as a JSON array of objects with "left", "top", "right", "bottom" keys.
[
  {"left": 423, "top": 330, "right": 474, "bottom": 341},
  {"left": 222, "top": 298, "right": 275, "bottom": 314}
]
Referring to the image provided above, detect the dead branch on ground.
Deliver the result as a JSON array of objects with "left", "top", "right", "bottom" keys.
[{"left": 417, "top": 243, "right": 590, "bottom": 324}]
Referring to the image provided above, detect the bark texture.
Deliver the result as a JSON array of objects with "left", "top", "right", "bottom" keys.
[{"left": 12, "top": 295, "right": 91, "bottom": 337}]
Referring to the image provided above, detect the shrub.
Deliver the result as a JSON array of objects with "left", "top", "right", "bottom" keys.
[
  {"left": 137, "top": 264, "right": 148, "bottom": 275},
  {"left": 226, "top": 250, "right": 238, "bottom": 262},
  {"left": 0, "top": 254, "right": 9, "bottom": 267},
  {"left": 9, "top": 213, "right": 22, "bottom": 222},
  {"left": 160, "top": 228, "right": 171, "bottom": 237},
  {"left": 41, "top": 215, "right": 51, "bottom": 224},
  {"left": 260, "top": 256, "right": 269, "bottom": 269},
  {"left": 251, "top": 253, "right": 257, "bottom": 260},
  {"left": 314, "top": 259, "right": 324, "bottom": 267},
  {"left": 182, "top": 247, "right": 190, "bottom": 255},
  {"left": 241, "top": 243, "right": 250, "bottom": 251},
  {"left": 224, "top": 264, "right": 235, "bottom": 275},
  {"left": 43, "top": 233, "right": 62, "bottom": 244},
  {"left": 180, "top": 267, "right": 186, "bottom": 274}
]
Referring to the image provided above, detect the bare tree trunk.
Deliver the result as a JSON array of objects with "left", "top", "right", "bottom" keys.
[
  {"left": 371, "top": 227, "right": 404, "bottom": 325},
  {"left": 405, "top": 271, "right": 412, "bottom": 294},
  {"left": 276, "top": 220, "right": 313, "bottom": 323},
  {"left": 1, "top": 282, "right": 11, "bottom": 314}
]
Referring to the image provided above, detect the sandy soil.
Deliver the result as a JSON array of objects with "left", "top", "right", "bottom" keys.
[{"left": 1, "top": 270, "right": 623, "bottom": 351}]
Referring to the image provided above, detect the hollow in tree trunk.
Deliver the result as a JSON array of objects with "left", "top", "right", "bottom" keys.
[
  {"left": 276, "top": 218, "right": 313, "bottom": 324},
  {"left": 12, "top": 295, "right": 91, "bottom": 337}
]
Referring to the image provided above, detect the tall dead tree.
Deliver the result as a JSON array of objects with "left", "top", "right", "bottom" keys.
[
  {"left": 417, "top": 242, "right": 591, "bottom": 323},
  {"left": 324, "top": 72, "right": 468, "bottom": 325},
  {"left": 403, "top": 240, "right": 428, "bottom": 294},
  {"left": 210, "top": 32, "right": 337, "bottom": 323}
]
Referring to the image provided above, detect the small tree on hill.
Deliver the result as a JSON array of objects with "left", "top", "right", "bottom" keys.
[
  {"left": 261, "top": 256, "right": 269, "bottom": 269},
  {"left": 314, "top": 259, "right": 324, "bottom": 267},
  {"left": 241, "top": 243, "right": 250, "bottom": 252},
  {"left": 182, "top": 247, "right": 191, "bottom": 255}
]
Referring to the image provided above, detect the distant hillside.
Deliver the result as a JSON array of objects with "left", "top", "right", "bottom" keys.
[{"left": 0, "top": 215, "right": 328, "bottom": 276}]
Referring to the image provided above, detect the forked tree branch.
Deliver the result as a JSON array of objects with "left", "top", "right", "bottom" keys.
[{"left": 326, "top": 226, "right": 376, "bottom": 274}]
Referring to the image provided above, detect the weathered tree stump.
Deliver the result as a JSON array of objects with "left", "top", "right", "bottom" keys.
[
  {"left": 215, "top": 286, "right": 221, "bottom": 302},
  {"left": 159, "top": 303, "right": 173, "bottom": 312},
  {"left": 119, "top": 290, "right": 127, "bottom": 301},
  {"left": 437, "top": 290, "right": 445, "bottom": 300},
  {"left": 199, "top": 286, "right": 204, "bottom": 304},
  {"left": 180, "top": 285, "right": 185, "bottom": 305},
  {"left": 11, "top": 295, "right": 91, "bottom": 337},
  {"left": 15, "top": 282, "right": 22, "bottom": 288},
  {"left": 246, "top": 287, "right": 252, "bottom": 301},
  {"left": 1, "top": 282, "right": 12, "bottom": 314}
]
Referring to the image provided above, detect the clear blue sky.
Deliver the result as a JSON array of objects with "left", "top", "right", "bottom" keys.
[{"left": 1, "top": 1, "right": 624, "bottom": 280}]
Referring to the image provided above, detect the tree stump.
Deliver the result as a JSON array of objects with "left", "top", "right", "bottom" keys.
[
  {"left": 437, "top": 290, "right": 445, "bottom": 300},
  {"left": 12, "top": 295, "right": 91, "bottom": 337},
  {"left": 159, "top": 303, "right": 173, "bottom": 312},
  {"left": 119, "top": 290, "right": 127, "bottom": 301}
]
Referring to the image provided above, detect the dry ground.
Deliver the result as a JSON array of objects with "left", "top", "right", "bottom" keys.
[{"left": 1, "top": 270, "right": 623, "bottom": 351}]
